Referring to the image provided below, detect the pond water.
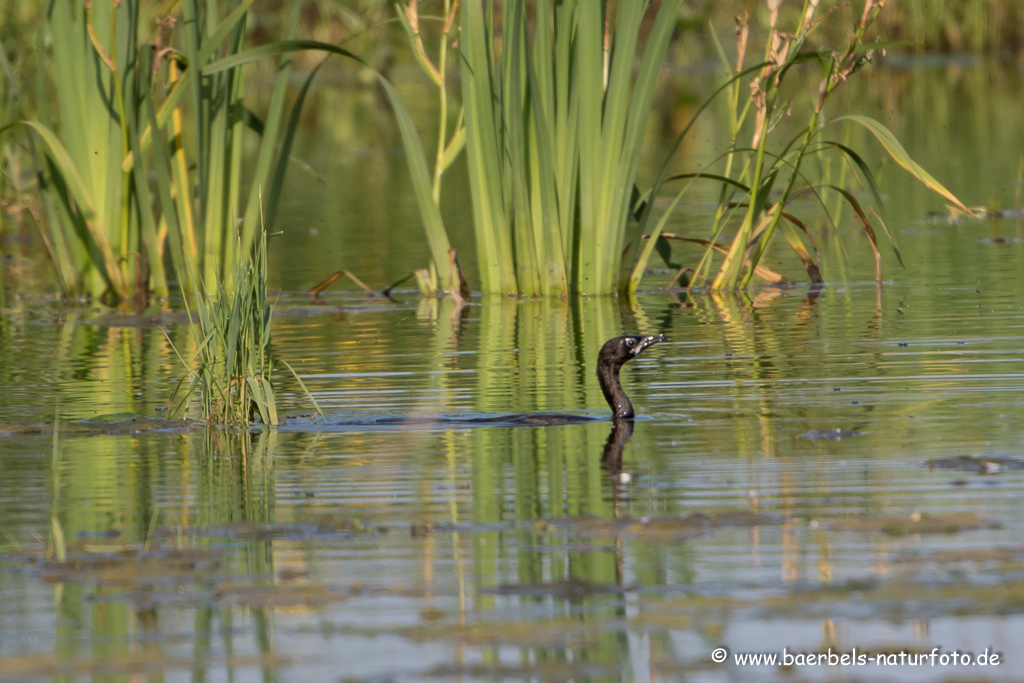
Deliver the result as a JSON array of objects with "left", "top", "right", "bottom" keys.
[{"left": 2, "top": 59, "right": 1024, "bottom": 682}]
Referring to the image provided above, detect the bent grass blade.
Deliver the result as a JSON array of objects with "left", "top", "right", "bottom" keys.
[{"left": 840, "top": 115, "right": 971, "bottom": 214}]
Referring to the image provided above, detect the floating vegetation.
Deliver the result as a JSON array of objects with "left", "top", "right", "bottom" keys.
[
  {"left": 539, "top": 510, "right": 781, "bottom": 544},
  {"left": 643, "top": 576, "right": 1024, "bottom": 624},
  {"left": 0, "top": 415, "right": 197, "bottom": 437},
  {"left": 198, "top": 517, "right": 388, "bottom": 541},
  {"left": 0, "top": 652, "right": 290, "bottom": 680},
  {"left": 799, "top": 428, "right": 865, "bottom": 441},
  {"left": 829, "top": 512, "right": 1001, "bottom": 536},
  {"left": 926, "top": 455, "right": 1024, "bottom": 474},
  {"left": 485, "top": 578, "right": 635, "bottom": 599},
  {"left": 212, "top": 584, "right": 352, "bottom": 608},
  {"left": 13, "top": 546, "right": 224, "bottom": 587},
  {"left": 410, "top": 521, "right": 454, "bottom": 537},
  {"left": 86, "top": 310, "right": 194, "bottom": 328},
  {"left": 426, "top": 661, "right": 619, "bottom": 681},
  {"left": 893, "top": 547, "right": 1024, "bottom": 568},
  {"left": 759, "top": 579, "right": 1024, "bottom": 621},
  {"left": 399, "top": 617, "right": 611, "bottom": 647}
]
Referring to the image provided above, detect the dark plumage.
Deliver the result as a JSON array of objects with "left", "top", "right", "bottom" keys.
[
  {"left": 342, "top": 334, "right": 665, "bottom": 428},
  {"left": 597, "top": 334, "right": 666, "bottom": 419}
]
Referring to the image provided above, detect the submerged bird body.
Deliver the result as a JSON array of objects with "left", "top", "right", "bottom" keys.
[{"left": 597, "top": 334, "right": 666, "bottom": 419}]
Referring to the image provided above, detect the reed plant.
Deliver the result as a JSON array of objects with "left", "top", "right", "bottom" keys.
[
  {"left": 0, "top": 38, "right": 11, "bottom": 238},
  {"left": 1, "top": 0, "right": 312, "bottom": 300},
  {"left": 693, "top": 0, "right": 1023, "bottom": 54},
  {"left": 459, "top": 0, "right": 684, "bottom": 296},
  {"left": 200, "top": 26, "right": 462, "bottom": 295},
  {"left": 273, "top": 0, "right": 694, "bottom": 298},
  {"left": 446, "top": 0, "right": 974, "bottom": 295},
  {"left": 316, "top": 0, "right": 1024, "bottom": 55},
  {"left": 394, "top": 0, "right": 464, "bottom": 295},
  {"left": 629, "top": 0, "right": 971, "bottom": 292},
  {"left": 169, "top": 226, "right": 276, "bottom": 425},
  {"left": 169, "top": 223, "right": 321, "bottom": 427},
  {"left": 2, "top": 0, "right": 169, "bottom": 299}
]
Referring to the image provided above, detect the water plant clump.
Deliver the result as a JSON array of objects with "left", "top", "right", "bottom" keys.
[
  {"left": 629, "top": 0, "right": 972, "bottom": 293},
  {"left": 458, "top": 0, "right": 686, "bottom": 297},
  {"left": 169, "top": 227, "right": 320, "bottom": 427},
  {"left": 382, "top": 0, "right": 967, "bottom": 296},
  {"left": 3, "top": 0, "right": 312, "bottom": 301}
]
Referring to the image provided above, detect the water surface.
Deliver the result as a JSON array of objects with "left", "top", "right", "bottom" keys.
[
  {"left": 2, "top": 58, "right": 1024, "bottom": 682},
  {"left": 3, "top": 283, "right": 1024, "bottom": 681}
]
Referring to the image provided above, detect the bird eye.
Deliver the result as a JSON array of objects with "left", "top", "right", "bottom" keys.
[{"left": 625, "top": 338, "right": 636, "bottom": 347}]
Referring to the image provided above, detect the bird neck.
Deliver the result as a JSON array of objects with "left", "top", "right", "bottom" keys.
[{"left": 597, "top": 359, "right": 634, "bottom": 419}]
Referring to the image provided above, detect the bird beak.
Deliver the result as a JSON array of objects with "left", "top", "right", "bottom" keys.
[{"left": 631, "top": 334, "right": 666, "bottom": 356}]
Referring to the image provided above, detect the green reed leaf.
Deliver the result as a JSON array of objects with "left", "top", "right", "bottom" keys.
[{"left": 839, "top": 115, "right": 971, "bottom": 213}]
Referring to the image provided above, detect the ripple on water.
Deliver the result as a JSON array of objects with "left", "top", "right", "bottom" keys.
[{"left": 3, "top": 284, "right": 1024, "bottom": 680}]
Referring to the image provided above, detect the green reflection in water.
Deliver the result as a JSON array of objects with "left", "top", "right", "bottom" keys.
[
  {"left": 22, "top": 430, "right": 280, "bottom": 682},
  {"left": 1, "top": 58, "right": 1024, "bottom": 681},
  {"left": 0, "top": 285, "right": 1023, "bottom": 679}
]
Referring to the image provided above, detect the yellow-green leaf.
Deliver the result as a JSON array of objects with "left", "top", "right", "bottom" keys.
[{"left": 840, "top": 115, "right": 971, "bottom": 213}]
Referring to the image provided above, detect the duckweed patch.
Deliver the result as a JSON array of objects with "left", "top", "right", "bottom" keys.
[
  {"left": 829, "top": 512, "right": 1001, "bottom": 536},
  {"left": 198, "top": 517, "right": 388, "bottom": 541},
  {"left": 799, "top": 428, "right": 866, "bottom": 441},
  {"left": 0, "top": 415, "right": 198, "bottom": 436},
  {"left": 927, "top": 455, "right": 1024, "bottom": 474},
  {"left": 0, "top": 653, "right": 290, "bottom": 680},
  {"left": 540, "top": 510, "right": 782, "bottom": 543}
]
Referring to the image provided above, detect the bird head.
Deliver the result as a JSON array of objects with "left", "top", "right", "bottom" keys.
[{"left": 598, "top": 334, "right": 666, "bottom": 369}]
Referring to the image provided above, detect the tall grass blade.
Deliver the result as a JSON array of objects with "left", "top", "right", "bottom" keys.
[
  {"left": 375, "top": 75, "right": 454, "bottom": 290},
  {"left": 263, "top": 380, "right": 278, "bottom": 426},
  {"left": 780, "top": 220, "right": 824, "bottom": 284},
  {"left": 574, "top": 1, "right": 605, "bottom": 293},
  {"left": 280, "top": 359, "right": 324, "bottom": 420},
  {"left": 123, "top": 0, "right": 256, "bottom": 173},
  {"left": 503, "top": 1, "right": 540, "bottom": 295},
  {"left": 820, "top": 140, "right": 887, "bottom": 219},
  {"left": 825, "top": 185, "right": 885, "bottom": 283},
  {"left": 3, "top": 120, "right": 128, "bottom": 296},
  {"left": 438, "top": 124, "right": 466, "bottom": 174},
  {"left": 141, "top": 72, "right": 186, "bottom": 287},
  {"left": 659, "top": 234, "right": 792, "bottom": 285},
  {"left": 628, "top": 63, "right": 769, "bottom": 293},
  {"left": 239, "top": 4, "right": 300, "bottom": 251},
  {"left": 525, "top": 44, "right": 568, "bottom": 296},
  {"left": 839, "top": 115, "right": 971, "bottom": 213},
  {"left": 204, "top": 39, "right": 454, "bottom": 289},
  {"left": 124, "top": 47, "right": 168, "bottom": 297},
  {"left": 460, "top": 0, "right": 516, "bottom": 293},
  {"left": 604, "top": 0, "right": 685, "bottom": 293},
  {"left": 265, "top": 60, "right": 326, "bottom": 229}
]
